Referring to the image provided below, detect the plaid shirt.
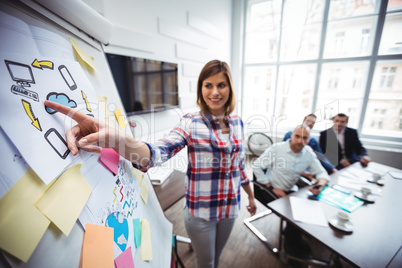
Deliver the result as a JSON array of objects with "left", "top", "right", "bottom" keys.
[{"left": 146, "top": 112, "right": 250, "bottom": 221}]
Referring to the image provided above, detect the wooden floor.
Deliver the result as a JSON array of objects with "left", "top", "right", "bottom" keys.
[
  {"left": 163, "top": 156, "right": 354, "bottom": 268},
  {"left": 165, "top": 196, "right": 290, "bottom": 268},
  {"left": 164, "top": 156, "right": 291, "bottom": 268}
]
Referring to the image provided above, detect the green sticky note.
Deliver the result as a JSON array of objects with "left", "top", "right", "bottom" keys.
[{"left": 133, "top": 218, "right": 141, "bottom": 248}]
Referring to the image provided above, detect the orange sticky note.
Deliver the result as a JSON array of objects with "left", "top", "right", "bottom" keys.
[{"left": 82, "top": 224, "right": 114, "bottom": 268}]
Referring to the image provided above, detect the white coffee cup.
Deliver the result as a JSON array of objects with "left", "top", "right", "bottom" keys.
[
  {"left": 372, "top": 173, "right": 381, "bottom": 182},
  {"left": 361, "top": 187, "right": 371, "bottom": 198},
  {"left": 337, "top": 211, "right": 349, "bottom": 226}
]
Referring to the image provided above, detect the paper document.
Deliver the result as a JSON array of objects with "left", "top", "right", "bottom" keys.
[
  {"left": 365, "top": 162, "right": 390, "bottom": 175},
  {"left": 389, "top": 171, "right": 402, "bottom": 179},
  {"left": 290, "top": 197, "right": 327, "bottom": 227},
  {"left": 336, "top": 176, "right": 382, "bottom": 196},
  {"left": 343, "top": 166, "right": 372, "bottom": 180}
]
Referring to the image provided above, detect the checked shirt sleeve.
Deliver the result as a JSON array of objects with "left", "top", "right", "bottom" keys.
[{"left": 146, "top": 115, "right": 192, "bottom": 167}]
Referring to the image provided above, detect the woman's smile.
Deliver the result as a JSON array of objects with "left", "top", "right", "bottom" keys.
[{"left": 202, "top": 72, "right": 230, "bottom": 117}]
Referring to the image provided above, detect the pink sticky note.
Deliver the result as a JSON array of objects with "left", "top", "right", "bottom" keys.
[
  {"left": 114, "top": 247, "right": 135, "bottom": 268},
  {"left": 99, "top": 148, "right": 120, "bottom": 175}
]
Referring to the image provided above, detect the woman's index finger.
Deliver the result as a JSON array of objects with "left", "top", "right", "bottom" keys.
[{"left": 44, "top": 100, "right": 89, "bottom": 124}]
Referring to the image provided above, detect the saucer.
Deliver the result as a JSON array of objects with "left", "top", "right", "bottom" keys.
[
  {"left": 329, "top": 218, "right": 353, "bottom": 233},
  {"left": 367, "top": 179, "right": 385, "bottom": 186},
  {"left": 354, "top": 192, "right": 375, "bottom": 203}
]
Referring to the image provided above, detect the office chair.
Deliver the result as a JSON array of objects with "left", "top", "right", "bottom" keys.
[
  {"left": 246, "top": 132, "right": 278, "bottom": 208},
  {"left": 247, "top": 132, "right": 273, "bottom": 157},
  {"left": 244, "top": 132, "right": 281, "bottom": 253},
  {"left": 244, "top": 132, "right": 314, "bottom": 259}
]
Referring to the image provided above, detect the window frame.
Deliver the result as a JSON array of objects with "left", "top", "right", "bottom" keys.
[{"left": 240, "top": 0, "right": 402, "bottom": 146}]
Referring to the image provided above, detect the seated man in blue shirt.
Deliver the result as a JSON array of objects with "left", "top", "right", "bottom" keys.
[{"left": 283, "top": 114, "right": 337, "bottom": 175}]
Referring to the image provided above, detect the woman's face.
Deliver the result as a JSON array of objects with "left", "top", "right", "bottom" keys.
[{"left": 201, "top": 72, "right": 230, "bottom": 117}]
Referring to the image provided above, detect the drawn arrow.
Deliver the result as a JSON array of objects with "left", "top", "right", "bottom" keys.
[
  {"left": 120, "top": 186, "right": 124, "bottom": 202},
  {"left": 22, "top": 99, "right": 42, "bottom": 131},
  {"left": 81, "top": 90, "right": 92, "bottom": 112},
  {"left": 123, "top": 200, "right": 132, "bottom": 210},
  {"left": 113, "top": 187, "right": 117, "bottom": 202},
  {"left": 31, "top": 59, "right": 54, "bottom": 70}
]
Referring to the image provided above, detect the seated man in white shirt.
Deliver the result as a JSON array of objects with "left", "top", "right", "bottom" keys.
[
  {"left": 253, "top": 124, "right": 329, "bottom": 198},
  {"left": 253, "top": 124, "right": 330, "bottom": 261}
]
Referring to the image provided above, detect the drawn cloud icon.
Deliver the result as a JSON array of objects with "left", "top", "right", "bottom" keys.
[{"left": 46, "top": 92, "right": 77, "bottom": 114}]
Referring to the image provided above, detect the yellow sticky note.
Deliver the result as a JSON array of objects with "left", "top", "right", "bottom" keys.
[
  {"left": 140, "top": 219, "right": 152, "bottom": 261},
  {"left": 97, "top": 95, "right": 112, "bottom": 126},
  {"left": 140, "top": 178, "right": 149, "bottom": 204},
  {"left": 35, "top": 164, "right": 92, "bottom": 236},
  {"left": 132, "top": 167, "right": 148, "bottom": 203},
  {"left": 69, "top": 38, "right": 96, "bottom": 70},
  {"left": 97, "top": 95, "right": 116, "bottom": 127},
  {"left": 114, "top": 108, "right": 126, "bottom": 130},
  {"left": 132, "top": 167, "right": 144, "bottom": 184},
  {"left": 0, "top": 169, "right": 53, "bottom": 262},
  {"left": 82, "top": 224, "right": 114, "bottom": 268}
]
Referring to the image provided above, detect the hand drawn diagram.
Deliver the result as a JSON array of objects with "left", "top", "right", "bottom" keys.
[
  {"left": 0, "top": 53, "right": 98, "bottom": 185},
  {"left": 0, "top": 10, "right": 86, "bottom": 185},
  {"left": 79, "top": 158, "right": 144, "bottom": 257}
]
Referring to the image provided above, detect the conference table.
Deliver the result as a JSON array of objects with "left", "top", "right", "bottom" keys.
[{"left": 266, "top": 162, "right": 402, "bottom": 267}]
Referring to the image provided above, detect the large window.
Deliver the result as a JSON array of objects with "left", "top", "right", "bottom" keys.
[{"left": 242, "top": 0, "right": 402, "bottom": 144}]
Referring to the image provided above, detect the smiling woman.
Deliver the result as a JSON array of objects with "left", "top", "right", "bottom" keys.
[
  {"left": 196, "top": 60, "right": 236, "bottom": 118},
  {"left": 201, "top": 72, "right": 230, "bottom": 117},
  {"left": 45, "top": 59, "right": 257, "bottom": 268}
]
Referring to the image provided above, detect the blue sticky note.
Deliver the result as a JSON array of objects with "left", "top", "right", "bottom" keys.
[{"left": 133, "top": 218, "right": 141, "bottom": 248}]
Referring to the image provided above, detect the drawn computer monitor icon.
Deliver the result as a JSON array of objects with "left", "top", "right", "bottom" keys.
[
  {"left": 5, "top": 60, "right": 35, "bottom": 87},
  {"left": 58, "top": 65, "right": 77, "bottom": 90},
  {"left": 5, "top": 60, "right": 39, "bottom": 101}
]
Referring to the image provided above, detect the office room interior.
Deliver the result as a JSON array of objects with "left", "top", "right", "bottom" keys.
[
  {"left": 1, "top": 0, "right": 402, "bottom": 268},
  {"left": 84, "top": 0, "right": 402, "bottom": 170}
]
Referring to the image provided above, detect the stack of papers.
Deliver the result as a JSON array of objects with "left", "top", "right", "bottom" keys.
[{"left": 337, "top": 165, "right": 383, "bottom": 196}]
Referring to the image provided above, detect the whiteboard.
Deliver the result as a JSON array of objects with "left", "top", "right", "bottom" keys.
[{"left": 0, "top": 1, "right": 172, "bottom": 267}]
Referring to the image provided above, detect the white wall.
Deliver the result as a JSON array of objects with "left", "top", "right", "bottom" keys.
[
  {"left": 83, "top": 0, "right": 401, "bottom": 171},
  {"left": 84, "top": 0, "right": 233, "bottom": 144}
]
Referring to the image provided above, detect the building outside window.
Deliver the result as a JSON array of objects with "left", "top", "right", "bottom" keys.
[{"left": 241, "top": 0, "right": 402, "bottom": 144}]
